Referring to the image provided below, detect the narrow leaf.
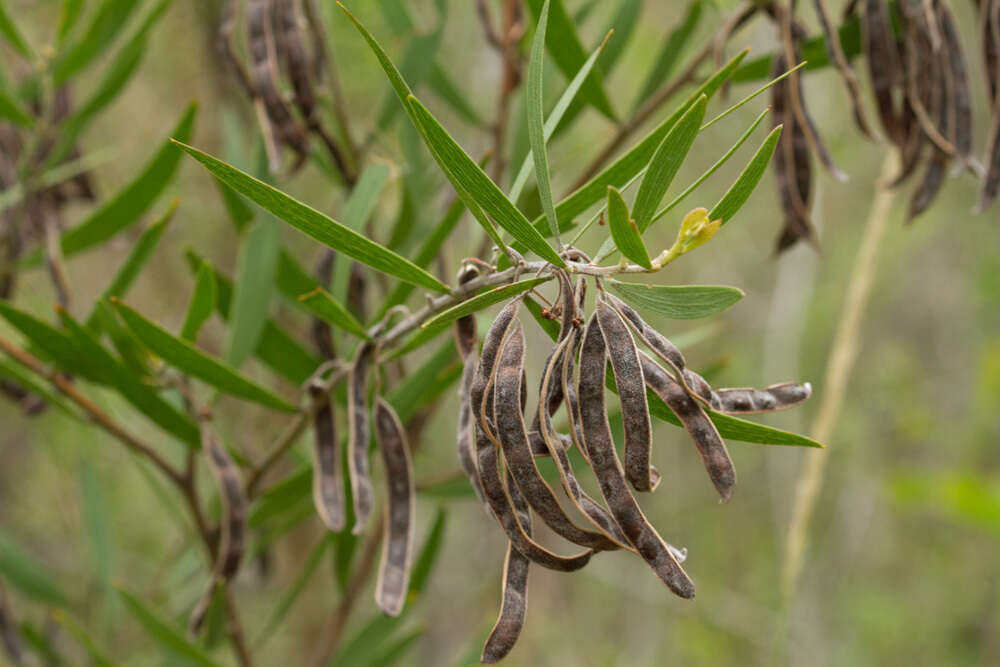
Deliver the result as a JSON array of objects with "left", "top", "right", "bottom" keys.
[
  {"left": 0, "top": 532, "right": 68, "bottom": 606},
  {"left": 0, "top": 88, "right": 32, "bottom": 126},
  {"left": 331, "top": 162, "right": 391, "bottom": 300},
  {"left": 116, "top": 588, "right": 222, "bottom": 667},
  {"left": 527, "top": 1, "right": 559, "bottom": 240},
  {"left": 708, "top": 125, "right": 782, "bottom": 223},
  {"left": 57, "top": 0, "right": 86, "bottom": 45},
  {"left": 112, "top": 300, "right": 297, "bottom": 412},
  {"left": 0, "top": 301, "right": 111, "bottom": 383},
  {"left": 609, "top": 280, "right": 744, "bottom": 320},
  {"left": 0, "top": 357, "right": 82, "bottom": 417},
  {"left": 50, "top": 609, "right": 117, "bottom": 667},
  {"left": 216, "top": 178, "right": 255, "bottom": 231},
  {"left": 0, "top": 0, "right": 32, "bottom": 58},
  {"left": 226, "top": 215, "right": 280, "bottom": 368},
  {"left": 53, "top": 0, "right": 142, "bottom": 84},
  {"left": 180, "top": 261, "right": 216, "bottom": 342},
  {"left": 606, "top": 186, "right": 651, "bottom": 269},
  {"left": 173, "top": 141, "right": 448, "bottom": 293},
  {"left": 298, "top": 288, "right": 370, "bottom": 340},
  {"left": 428, "top": 64, "right": 486, "bottom": 128},
  {"left": 79, "top": 461, "right": 114, "bottom": 593}
]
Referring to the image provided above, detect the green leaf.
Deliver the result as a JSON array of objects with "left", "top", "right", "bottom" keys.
[
  {"left": 523, "top": 0, "right": 616, "bottom": 121},
  {"left": 57, "top": 307, "right": 201, "bottom": 446},
  {"left": 79, "top": 461, "right": 114, "bottom": 593},
  {"left": 57, "top": 0, "right": 86, "bottom": 46},
  {"left": 173, "top": 141, "right": 448, "bottom": 293},
  {"left": 388, "top": 341, "right": 458, "bottom": 423},
  {"left": 523, "top": 295, "right": 561, "bottom": 340},
  {"left": 50, "top": 609, "right": 117, "bottom": 667},
  {"left": 185, "top": 251, "right": 320, "bottom": 385},
  {"left": 116, "top": 588, "right": 222, "bottom": 667},
  {"left": 0, "top": 301, "right": 110, "bottom": 383},
  {"left": 0, "top": 0, "right": 33, "bottom": 58},
  {"left": 55, "top": 104, "right": 196, "bottom": 260},
  {"left": 596, "top": 0, "right": 641, "bottom": 76},
  {"left": 331, "top": 162, "right": 391, "bottom": 301},
  {"left": 631, "top": 94, "right": 706, "bottom": 231},
  {"left": 255, "top": 536, "right": 332, "bottom": 648},
  {"left": 367, "top": 629, "right": 425, "bottom": 667},
  {"left": 708, "top": 125, "right": 782, "bottom": 224},
  {"left": 250, "top": 467, "right": 311, "bottom": 528},
  {"left": 181, "top": 261, "right": 216, "bottom": 342},
  {"left": 53, "top": 0, "right": 142, "bottom": 84},
  {"left": 298, "top": 288, "right": 370, "bottom": 340},
  {"left": 406, "top": 96, "right": 565, "bottom": 268},
  {"left": 526, "top": 50, "right": 747, "bottom": 241},
  {"left": 0, "top": 87, "right": 32, "bottom": 126},
  {"left": 508, "top": 29, "right": 611, "bottom": 203},
  {"left": 375, "top": 24, "right": 444, "bottom": 131},
  {"left": 226, "top": 215, "right": 280, "bottom": 368},
  {"left": 407, "top": 507, "right": 447, "bottom": 599},
  {"left": 606, "top": 186, "right": 651, "bottom": 269},
  {"left": 0, "top": 532, "right": 68, "bottom": 606},
  {"left": 112, "top": 300, "right": 297, "bottom": 412},
  {"left": 632, "top": 0, "right": 701, "bottom": 111},
  {"left": 428, "top": 64, "right": 486, "bottom": 128},
  {"left": 609, "top": 280, "right": 744, "bottom": 320},
  {"left": 527, "top": 1, "right": 559, "bottom": 241},
  {"left": 85, "top": 200, "right": 176, "bottom": 330},
  {"left": 0, "top": 357, "right": 81, "bottom": 417},
  {"left": 216, "top": 178, "right": 255, "bottom": 231}
]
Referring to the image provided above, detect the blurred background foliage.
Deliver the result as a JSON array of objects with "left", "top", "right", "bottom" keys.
[{"left": 1, "top": 0, "right": 999, "bottom": 665}]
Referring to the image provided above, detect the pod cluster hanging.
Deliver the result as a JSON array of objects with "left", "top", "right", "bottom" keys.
[{"left": 455, "top": 267, "right": 812, "bottom": 663}]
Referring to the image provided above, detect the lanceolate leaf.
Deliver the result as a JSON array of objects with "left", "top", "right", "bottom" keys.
[
  {"left": 174, "top": 141, "right": 448, "bottom": 293},
  {"left": 298, "top": 288, "right": 371, "bottom": 340},
  {"left": 331, "top": 162, "right": 391, "bottom": 300},
  {"left": 116, "top": 588, "right": 222, "bottom": 667},
  {"left": 632, "top": 95, "right": 707, "bottom": 232},
  {"left": 0, "top": 301, "right": 111, "bottom": 384},
  {"left": 708, "top": 125, "right": 782, "bottom": 224},
  {"left": 57, "top": 0, "right": 86, "bottom": 45},
  {"left": 181, "top": 261, "right": 216, "bottom": 341},
  {"left": 406, "top": 96, "right": 565, "bottom": 267},
  {"left": 112, "top": 300, "right": 297, "bottom": 412},
  {"left": 523, "top": 0, "right": 616, "bottom": 121},
  {"left": 0, "top": 357, "right": 81, "bottom": 417},
  {"left": 57, "top": 104, "right": 196, "bottom": 260},
  {"left": 609, "top": 280, "right": 744, "bottom": 320},
  {"left": 606, "top": 186, "right": 651, "bottom": 269},
  {"left": 527, "top": 1, "right": 559, "bottom": 240},
  {"left": 52, "top": 0, "right": 142, "bottom": 84}
]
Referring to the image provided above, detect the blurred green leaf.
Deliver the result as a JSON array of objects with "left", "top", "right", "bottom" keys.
[
  {"left": 609, "top": 280, "right": 744, "bottom": 319},
  {"left": 0, "top": 301, "right": 111, "bottom": 384},
  {"left": 0, "top": 87, "right": 32, "bottom": 126},
  {"left": 708, "top": 125, "right": 782, "bottom": 224},
  {"left": 367, "top": 628, "right": 425, "bottom": 667},
  {"left": 215, "top": 178, "right": 255, "bottom": 232},
  {"left": 892, "top": 472, "right": 1000, "bottom": 534},
  {"left": 79, "top": 461, "right": 114, "bottom": 593},
  {"left": 388, "top": 341, "right": 458, "bottom": 423},
  {"left": 58, "top": 307, "right": 201, "bottom": 446},
  {"left": 116, "top": 588, "right": 222, "bottom": 667},
  {"left": 112, "top": 300, "right": 297, "bottom": 412},
  {"left": 50, "top": 609, "right": 117, "bottom": 666},
  {"left": 597, "top": 0, "right": 640, "bottom": 76},
  {"left": 418, "top": 473, "right": 476, "bottom": 499},
  {"left": 0, "top": 357, "right": 81, "bottom": 417},
  {"left": 376, "top": 23, "right": 444, "bottom": 131},
  {"left": 181, "top": 261, "right": 216, "bottom": 342},
  {"left": 428, "top": 64, "right": 486, "bottom": 128},
  {"left": 53, "top": 0, "right": 142, "bottom": 84},
  {"left": 174, "top": 141, "right": 448, "bottom": 293},
  {"left": 226, "top": 215, "right": 280, "bottom": 368},
  {"left": 57, "top": 0, "right": 86, "bottom": 45},
  {"left": 0, "top": 532, "right": 68, "bottom": 606},
  {"left": 632, "top": 0, "right": 701, "bottom": 111},
  {"left": 250, "top": 467, "right": 311, "bottom": 528},
  {"left": 331, "top": 162, "right": 391, "bottom": 301},
  {"left": 606, "top": 186, "right": 651, "bottom": 269},
  {"left": 0, "top": 0, "right": 32, "bottom": 58},
  {"left": 523, "top": 295, "right": 561, "bottom": 340},
  {"left": 255, "top": 535, "right": 332, "bottom": 647},
  {"left": 523, "top": 0, "right": 616, "bottom": 121},
  {"left": 298, "top": 288, "right": 370, "bottom": 340},
  {"left": 52, "top": 104, "right": 195, "bottom": 260},
  {"left": 527, "top": 1, "right": 559, "bottom": 240}
]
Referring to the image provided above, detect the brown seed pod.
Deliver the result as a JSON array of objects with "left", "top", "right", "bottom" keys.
[
  {"left": 309, "top": 379, "right": 345, "bottom": 532},
  {"left": 190, "top": 420, "right": 248, "bottom": 635},
  {"left": 771, "top": 54, "right": 816, "bottom": 252},
  {"left": 864, "top": 0, "right": 906, "bottom": 145},
  {"left": 373, "top": 397, "right": 415, "bottom": 617},
  {"left": 936, "top": 3, "right": 973, "bottom": 163},
  {"left": 595, "top": 299, "right": 655, "bottom": 493},
  {"left": 711, "top": 382, "right": 813, "bottom": 414},
  {"left": 457, "top": 359, "right": 487, "bottom": 504},
  {"left": 348, "top": 342, "right": 375, "bottom": 534},
  {"left": 481, "top": 487, "right": 532, "bottom": 664},
  {"left": 531, "top": 270, "right": 578, "bottom": 433},
  {"left": 640, "top": 353, "right": 736, "bottom": 502},
  {"left": 578, "top": 313, "right": 694, "bottom": 598},
  {"left": 495, "top": 323, "right": 621, "bottom": 551},
  {"left": 272, "top": 0, "right": 317, "bottom": 122}
]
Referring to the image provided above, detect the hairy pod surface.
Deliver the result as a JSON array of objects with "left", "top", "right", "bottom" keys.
[
  {"left": 373, "top": 398, "right": 415, "bottom": 617},
  {"left": 348, "top": 342, "right": 375, "bottom": 533},
  {"left": 310, "top": 380, "right": 345, "bottom": 532}
]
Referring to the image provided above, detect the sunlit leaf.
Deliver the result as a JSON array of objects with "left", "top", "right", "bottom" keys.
[
  {"left": 609, "top": 280, "right": 744, "bottom": 320},
  {"left": 606, "top": 187, "right": 651, "bottom": 269}
]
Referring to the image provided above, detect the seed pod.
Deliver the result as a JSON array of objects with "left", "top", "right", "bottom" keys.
[
  {"left": 454, "top": 266, "right": 482, "bottom": 359},
  {"left": 309, "top": 380, "right": 345, "bottom": 532},
  {"left": 190, "top": 421, "right": 247, "bottom": 634},
  {"left": 711, "top": 382, "right": 813, "bottom": 414},
  {"left": 348, "top": 342, "right": 375, "bottom": 533},
  {"left": 532, "top": 270, "right": 578, "bottom": 432},
  {"left": 272, "top": 0, "right": 317, "bottom": 123},
  {"left": 864, "top": 0, "right": 905, "bottom": 145},
  {"left": 482, "top": 486, "right": 531, "bottom": 664},
  {"left": 595, "top": 300, "right": 654, "bottom": 493},
  {"left": 770, "top": 53, "right": 816, "bottom": 252},
  {"left": 495, "top": 323, "right": 621, "bottom": 551},
  {"left": 455, "top": 266, "right": 486, "bottom": 501},
  {"left": 311, "top": 250, "right": 337, "bottom": 359},
  {"left": 373, "top": 398, "right": 415, "bottom": 616},
  {"left": 640, "top": 354, "right": 736, "bottom": 502},
  {"left": 540, "top": 333, "right": 633, "bottom": 551},
  {"left": 470, "top": 300, "right": 521, "bottom": 433},
  {"left": 578, "top": 313, "right": 694, "bottom": 598},
  {"left": 936, "top": 4, "right": 972, "bottom": 163}
]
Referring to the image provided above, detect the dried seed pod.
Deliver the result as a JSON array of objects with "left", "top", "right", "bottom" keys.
[
  {"left": 495, "top": 323, "right": 621, "bottom": 551},
  {"left": 470, "top": 301, "right": 521, "bottom": 431},
  {"left": 482, "top": 486, "right": 532, "bottom": 664},
  {"left": 272, "top": 0, "right": 317, "bottom": 122},
  {"left": 348, "top": 342, "right": 376, "bottom": 533},
  {"left": 455, "top": 265, "right": 486, "bottom": 501},
  {"left": 711, "top": 382, "right": 813, "bottom": 414},
  {"left": 578, "top": 313, "right": 694, "bottom": 598},
  {"left": 309, "top": 380, "right": 345, "bottom": 532},
  {"left": 595, "top": 299, "right": 654, "bottom": 493},
  {"left": 864, "top": 0, "right": 905, "bottom": 145},
  {"left": 190, "top": 421, "right": 248, "bottom": 634},
  {"left": 531, "top": 270, "right": 578, "bottom": 432},
  {"left": 373, "top": 398, "right": 415, "bottom": 617},
  {"left": 454, "top": 265, "right": 482, "bottom": 359},
  {"left": 540, "top": 333, "right": 633, "bottom": 551},
  {"left": 640, "top": 354, "right": 736, "bottom": 502},
  {"left": 812, "top": 0, "right": 876, "bottom": 139},
  {"left": 771, "top": 54, "right": 816, "bottom": 252},
  {"left": 937, "top": 4, "right": 973, "bottom": 163}
]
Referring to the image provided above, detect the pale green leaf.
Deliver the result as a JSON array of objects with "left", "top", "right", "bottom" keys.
[
  {"left": 527, "top": 1, "right": 559, "bottom": 240},
  {"left": 53, "top": 0, "right": 142, "bottom": 84},
  {"left": 181, "top": 261, "right": 216, "bottom": 342},
  {"left": 606, "top": 186, "right": 650, "bottom": 269},
  {"left": 0, "top": 0, "right": 32, "bottom": 58},
  {"left": 0, "top": 87, "right": 32, "bottom": 126},
  {"left": 709, "top": 125, "right": 782, "bottom": 224},
  {"left": 609, "top": 280, "right": 744, "bottom": 319},
  {"left": 226, "top": 215, "right": 280, "bottom": 368},
  {"left": 298, "top": 287, "right": 370, "bottom": 340}
]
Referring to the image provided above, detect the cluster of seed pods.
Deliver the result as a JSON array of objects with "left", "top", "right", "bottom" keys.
[{"left": 454, "top": 267, "right": 811, "bottom": 663}]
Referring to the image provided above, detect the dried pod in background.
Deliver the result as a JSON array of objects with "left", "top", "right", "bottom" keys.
[
  {"left": 310, "top": 379, "right": 345, "bottom": 532},
  {"left": 348, "top": 342, "right": 375, "bottom": 533},
  {"left": 373, "top": 398, "right": 415, "bottom": 617}
]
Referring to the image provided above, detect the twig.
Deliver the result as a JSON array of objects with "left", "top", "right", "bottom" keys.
[
  {"left": 777, "top": 150, "right": 900, "bottom": 650},
  {"left": 223, "top": 586, "right": 255, "bottom": 667},
  {"left": 0, "top": 334, "right": 183, "bottom": 486}
]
